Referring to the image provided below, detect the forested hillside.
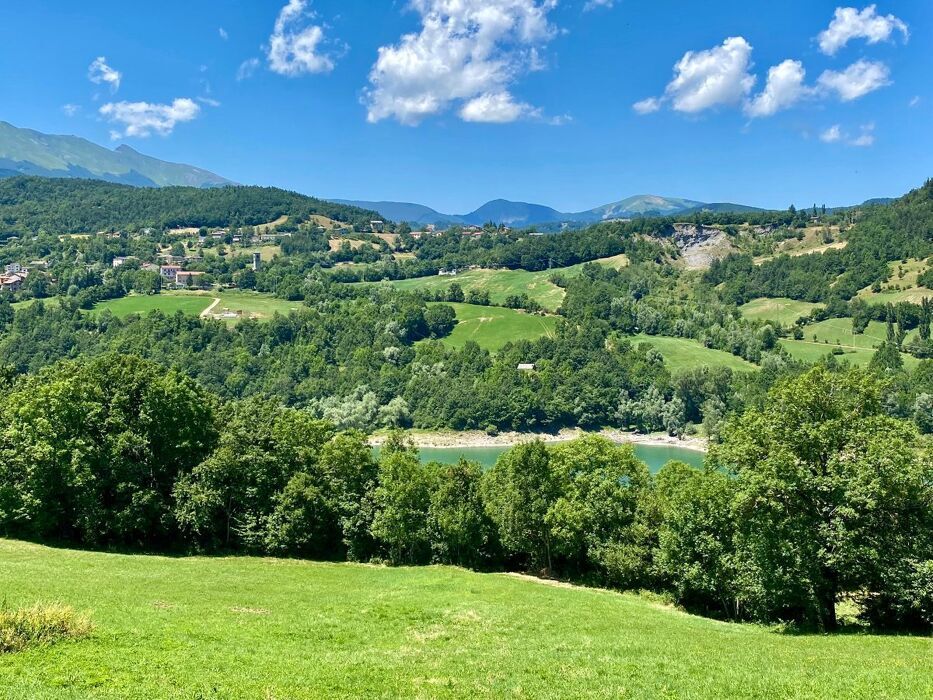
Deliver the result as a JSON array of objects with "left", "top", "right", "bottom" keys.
[
  {"left": 0, "top": 177, "right": 384, "bottom": 234},
  {"left": 707, "top": 179, "right": 933, "bottom": 303}
]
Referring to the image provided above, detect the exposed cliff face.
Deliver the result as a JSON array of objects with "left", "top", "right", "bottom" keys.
[{"left": 671, "top": 223, "right": 735, "bottom": 269}]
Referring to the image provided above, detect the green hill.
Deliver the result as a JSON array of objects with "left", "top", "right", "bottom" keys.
[
  {"left": 1, "top": 539, "right": 929, "bottom": 699},
  {"left": 0, "top": 176, "right": 384, "bottom": 234}
]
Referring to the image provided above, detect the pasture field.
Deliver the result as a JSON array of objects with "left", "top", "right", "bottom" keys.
[
  {"left": 856, "top": 258, "right": 933, "bottom": 305},
  {"left": 91, "top": 291, "right": 300, "bottom": 323},
  {"left": 1, "top": 539, "right": 930, "bottom": 699},
  {"left": 368, "top": 253, "right": 629, "bottom": 312},
  {"left": 780, "top": 318, "right": 918, "bottom": 368},
  {"left": 738, "top": 297, "right": 822, "bottom": 326},
  {"left": 91, "top": 293, "right": 214, "bottom": 318},
  {"left": 753, "top": 226, "right": 847, "bottom": 264},
  {"left": 431, "top": 302, "right": 558, "bottom": 351},
  {"left": 629, "top": 334, "right": 756, "bottom": 372}
]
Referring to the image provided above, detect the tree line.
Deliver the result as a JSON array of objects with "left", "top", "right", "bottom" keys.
[{"left": 0, "top": 354, "right": 929, "bottom": 632}]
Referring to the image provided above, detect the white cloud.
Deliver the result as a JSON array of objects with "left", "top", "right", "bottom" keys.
[
  {"left": 820, "top": 124, "right": 842, "bottom": 142},
  {"left": 62, "top": 104, "right": 81, "bottom": 117},
  {"left": 584, "top": 0, "right": 614, "bottom": 10},
  {"left": 267, "top": 0, "right": 336, "bottom": 76},
  {"left": 818, "top": 59, "right": 890, "bottom": 101},
  {"left": 219, "top": 27, "right": 229, "bottom": 40},
  {"left": 632, "top": 97, "right": 661, "bottom": 115},
  {"left": 237, "top": 58, "right": 260, "bottom": 81},
  {"left": 459, "top": 91, "right": 532, "bottom": 122},
  {"left": 197, "top": 96, "right": 221, "bottom": 107},
  {"left": 744, "top": 59, "right": 810, "bottom": 117},
  {"left": 817, "top": 5, "right": 908, "bottom": 56},
  {"left": 365, "top": 0, "right": 559, "bottom": 125},
  {"left": 849, "top": 122, "right": 875, "bottom": 147},
  {"left": 88, "top": 56, "right": 122, "bottom": 92},
  {"left": 638, "top": 37, "right": 756, "bottom": 115},
  {"left": 909, "top": 95, "right": 920, "bottom": 108},
  {"left": 820, "top": 122, "right": 876, "bottom": 146},
  {"left": 99, "top": 98, "right": 200, "bottom": 138}
]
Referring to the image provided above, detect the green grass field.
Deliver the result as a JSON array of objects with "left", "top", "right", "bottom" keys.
[
  {"left": 91, "top": 293, "right": 214, "bottom": 318},
  {"left": 856, "top": 258, "right": 933, "bottom": 305},
  {"left": 779, "top": 318, "right": 918, "bottom": 368},
  {"left": 739, "top": 297, "right": 822, "bottom": 326},
  {"left": 91, "top": 291, "right": 300, "bottom": 323},
  {"left": 629, "top": 334, "right": 756, "bottom": 372},
  {"left": 1, "top": 540, "right": 930, "bottom": 699},
  {"left": 366, "top": 254, "right": 629, "bottom": 312},
  {"left": 432, "top": 302, "right": 558, "bottom": 351}
]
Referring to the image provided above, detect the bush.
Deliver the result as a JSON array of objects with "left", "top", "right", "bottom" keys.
[{"left": 0, "top": 604, "right": 92, "bottom": 654}]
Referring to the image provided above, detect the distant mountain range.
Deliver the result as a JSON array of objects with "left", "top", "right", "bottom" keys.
[
  {"left": 331, "top": 195, "right": 767, "bottom": 228},
  {"left": 0, "top": 121, "right": 232, "bottom": 188}
]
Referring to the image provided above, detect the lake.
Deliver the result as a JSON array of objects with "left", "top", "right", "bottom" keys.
[{"left": 375, "top": 442, "right": 705, "bottom": 472}]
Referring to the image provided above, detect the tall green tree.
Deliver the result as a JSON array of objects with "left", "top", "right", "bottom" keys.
[{"left": 710, "top": 367, "right": 933, "bottom": 629}]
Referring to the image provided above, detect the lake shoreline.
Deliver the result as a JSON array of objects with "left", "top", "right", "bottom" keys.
[{"left": 369, "top": 428, "right": 708, "bottom": 453}]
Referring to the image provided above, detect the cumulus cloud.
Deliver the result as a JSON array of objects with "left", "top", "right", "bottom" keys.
[
  {"left": 62, "top": 104, "right": 80, "bottom": 117},
  {"left": 88, "top": 56, "right": 121, "bottom": 92},
  {"left": 817, "top": 5, "right": 908, "bottom": 56},
  {"left": 267, "top": 0, "right": 336, "bottom": 76},
  {"left": 237, "top": 58, "right": 261, "bottom": 81},
  {"left": 365, "top": 0, "right": 559, "bottom": 125},
  {"left": 459, "top": 91, "right": 533, "bottom": 122},
  {"left": 818, "top": 59, "right": 890, "bottom": 101},
  {"left": 219, "top": 27, "right": 229, "bottom": 40},
  {"left": 584, "top": 0, "right": 614, "bottom": 10},
  {"left": 99, "top": 98, "right": 200, "bottom": 138},
  {"left": 744, "top": 59, "right": 809, "bottom": 117},
  {"left": 634, "top": 37, "right": 755, "bottom": 115}
]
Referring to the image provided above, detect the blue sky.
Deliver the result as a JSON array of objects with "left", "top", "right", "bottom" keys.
[{"left": 1, "top": 1, "right": 930, "bottom": 212}]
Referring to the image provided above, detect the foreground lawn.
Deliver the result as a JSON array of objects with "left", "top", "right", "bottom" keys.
[
  {"left": 629, "top": 334, "right": 756, "bottom": 372},
  {"left": 433, "top": 302, "right": 558, "bottom": 351},
  {"left": 0, "top": 540, "right": 929, "bottom": 699}
]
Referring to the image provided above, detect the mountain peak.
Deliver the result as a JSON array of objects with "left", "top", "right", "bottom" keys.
[{"left": 0, "top": 121, "right": 233, "bottom": 188}]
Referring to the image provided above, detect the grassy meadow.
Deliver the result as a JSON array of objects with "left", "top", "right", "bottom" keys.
[
  {"left": 91, "top": 290, "right": 300, "bottom": 323},
  {"left": 1, "top": 539, "right": 930, "bottom": 699},
  {"left": 432, "top": 302, "right": 558, "bottom": 351},
  {"left": 739, "top": 297, "right": 822, "bottom": 326},
  {"left": 369, "top": 253, "right": 629, "bottom": 312},
  {"left": 629, "top": 334, "right": 756, "bottom": 372},
  {"left": 856, "top": 258, "right": 933, "bottom": 305}
]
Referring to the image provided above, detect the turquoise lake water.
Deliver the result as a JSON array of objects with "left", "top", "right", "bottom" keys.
[{"left": 375, "top": 442, "right": 704, "bottom": 473}]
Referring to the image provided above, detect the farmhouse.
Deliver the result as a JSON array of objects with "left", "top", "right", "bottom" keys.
[
  {"left": 175, "top": 271, "right": 206, "bottom": 288},
  {"left": 159, "top": 265, "right": 181, "bottom": 280},
  {"left": 0, "top": 273, "right": 25, "bottom": 292},
  {"left": 517, "top": 363, "right": 536, "bottom": 372}
]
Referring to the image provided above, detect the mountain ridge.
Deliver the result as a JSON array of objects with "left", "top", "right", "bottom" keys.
[
  {"left": 332, "top": 195, "right": 767, "bottom": 228},
  {"left": 0, "top": 121, "right": 233, "bottom": 188}
]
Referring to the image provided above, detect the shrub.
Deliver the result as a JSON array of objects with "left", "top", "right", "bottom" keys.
[{"left": 0, "top": 604, "right": 93, "bottom": 653}]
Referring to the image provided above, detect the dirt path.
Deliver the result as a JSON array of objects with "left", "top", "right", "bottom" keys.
[{"left": 199, "top": 297, "right": 221, "bottom": 318}]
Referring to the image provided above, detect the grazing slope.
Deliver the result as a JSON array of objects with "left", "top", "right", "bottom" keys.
[
  {"left": 630, "top": 334, "right": 757, "bottom": 371},
  {"left": 374, "top": 254, "right": 629, "bottom": 312},
  {"left": 0, "top": 121, "right": 232, "bottom": 188},
  {"left": 432, "top": 302, "right": 559, "bottom": 351},
  {"left": 0, "top": 540, "right": 929, "bottom": 699}
]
